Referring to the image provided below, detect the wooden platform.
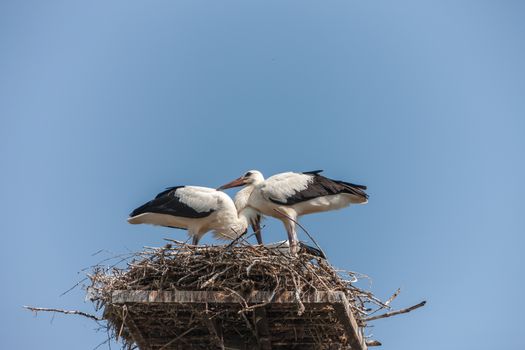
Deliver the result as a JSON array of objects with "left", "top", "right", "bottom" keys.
[{"left": 105, "top": 290, "right": 368, "bottom": 350}]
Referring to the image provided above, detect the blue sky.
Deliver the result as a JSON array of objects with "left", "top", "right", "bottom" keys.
[{"left": 1, "top": 1, "right": 524, "bottom": 349}]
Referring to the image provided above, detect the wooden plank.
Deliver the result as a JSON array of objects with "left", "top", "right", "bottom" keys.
[
  {"left": 123, "top": 314, "right": 151, "bottom": 350},
  {"left": 332, "top": 293, "right": 367, "bottom": 350},
  {"left": 253, "top": 307, "right": 271, "bottom": 350},
  {"left": 111, "top": 290, "right": 347, "bottom": 305}
]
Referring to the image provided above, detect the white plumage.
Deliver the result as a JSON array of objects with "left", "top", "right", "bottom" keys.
[
  {"left": 174, "top": 186, "right": 222, "bottom": 213},
  {"left": 258, "top": 172, "right": 313, "bottom": 203},
  {"left": 219, "top": 170, "right": 368, "bottom": 254},
  {"left": 128, "top": 185, "right": 256, "bottom": 245}
]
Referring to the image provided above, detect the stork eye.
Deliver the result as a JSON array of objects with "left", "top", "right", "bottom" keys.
[{"left": 244, "top": 172, "right": 252, "bottom": 177}]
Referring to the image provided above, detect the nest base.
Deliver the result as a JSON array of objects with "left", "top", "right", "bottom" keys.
[
  {"left": 89, "top": 243, "right": 379, "bottom": 349},
  {"left": 105, "top": 290, "right": 367, "bottom": 350}
]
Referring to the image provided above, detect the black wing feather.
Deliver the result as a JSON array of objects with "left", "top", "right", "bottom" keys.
[
  {"left": 303, "top": 170, "right": 324, "bottom": 175},
  {"left": 130, "top": 186, "right": 214, "bottom": 219},
  {"left": 337, "top": 180, "right": 367, "bottom": 191},
  {"left": 270, "top": 174, "right": 368, "bottom": 205},
  {"left": 154, "top": 186, "right": 183, "bottom": 199}
]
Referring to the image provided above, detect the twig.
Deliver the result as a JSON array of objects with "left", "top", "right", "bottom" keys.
[
  {"left": 363, "top": 301, "right": 426, "bottom": 322},
  {"left": 385, "top": 288, "right": 401, "bottom": 307},
  {"left": 60, "top": 277, "right": 88, "bottom": 297},
  {"left": 158, "top": 326, "right": 198, "bottom": 350},
  {"left": 366, "top": 340, "right": 382, "bottom": 347},
  {"left": 225, "top": 224, "right": 265, "bottom": 250},
  {"left": 92, "top": 337, "right": 111, "bottom": 350},
  {"left": 224, "top": 228, "right": 249, "bottom": 250},
  {"left": 23, "top": 306, "right": 102, "bottom": 322}
]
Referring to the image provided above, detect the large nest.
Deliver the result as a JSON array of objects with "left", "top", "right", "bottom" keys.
[{"left": 87, "top": 241, "right": 393, "bottom": 349}]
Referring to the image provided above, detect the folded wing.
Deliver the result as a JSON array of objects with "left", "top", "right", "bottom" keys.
[
  {"left": 262, "top": 171, "right": 368, "bottom": 205},
  {"left": 130, "top": 186, "right": 216, "bottom": 219}
]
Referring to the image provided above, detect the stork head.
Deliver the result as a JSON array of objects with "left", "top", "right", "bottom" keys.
[{"left": 217, "top": 170, "right": 264, "bottom": 190}]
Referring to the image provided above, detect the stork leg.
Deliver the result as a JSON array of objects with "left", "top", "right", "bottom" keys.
[
  {"left": 191, "top": 234, "right": 200, "bottom": 246},
  {"left": 252, "top": 215, "right": 263, "bottom": 245},
  {"left": 282, "top": 218, "right": 299, "bottom": 256}
]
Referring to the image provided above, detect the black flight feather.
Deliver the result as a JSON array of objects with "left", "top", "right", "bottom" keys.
[
  {"left": 269, "top": 173, "right": 368, "bottom": 205},
  {"left": 302, "top": 170, "right": 324, "bottom": 175},
  {"left": 130, "top": 186, "right": 214, "bottom": 219}
]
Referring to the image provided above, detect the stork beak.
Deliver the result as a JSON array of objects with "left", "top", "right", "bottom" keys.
[{"left": 217, "top": 176, "right": 246, "bottom": 190}]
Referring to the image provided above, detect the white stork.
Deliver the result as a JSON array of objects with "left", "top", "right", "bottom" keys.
[
  {"left": 218, "top": 170, "right": 368, "bottom": 254},
  {"left": 128, "top": 185, "right": 259, "bottom": 245}
]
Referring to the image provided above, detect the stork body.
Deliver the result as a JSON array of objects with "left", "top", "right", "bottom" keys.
[
  {"left": 219, "top": 170, "right": 368, "bottom": 254},
  {"left": 128, "top": 186, "right": 256, "bottom": 245}
]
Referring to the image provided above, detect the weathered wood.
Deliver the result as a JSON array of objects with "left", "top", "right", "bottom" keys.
[
  {"left": 123, "top": 313, "right": 151, "bottom": 350},
  {"left": 204, "top": 316, "right": 224, "bottom": 350},
  {"left": 253, "top": 307, "right": 271, "bottom": 350},
  {"left": 111, "top": 290, "right": 347, "bottom": 304},
  {"left": 332, "top": 293, "right": 367, "bottom": 350},
  {"left": 111, "top": 290, "right": 365, "bottom": 350},
  {"left": 139, "top": 336, "right": 256, "bottom": 348}
]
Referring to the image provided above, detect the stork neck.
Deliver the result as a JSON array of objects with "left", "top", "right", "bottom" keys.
[
  {"left": 234, "top": 185, "right": 255, "bottom": 212},
  {"left": 237, "top": 207, "right": 257, "bottom": 229}
]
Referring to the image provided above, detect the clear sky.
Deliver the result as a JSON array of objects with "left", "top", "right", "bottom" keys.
[{"left": 1, "top": 1, "right": 524, "bottom": 349}]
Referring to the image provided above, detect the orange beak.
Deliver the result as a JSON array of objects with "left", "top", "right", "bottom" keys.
[{"left": 217, "top": 176, "right": 246, "bottom": 190}]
